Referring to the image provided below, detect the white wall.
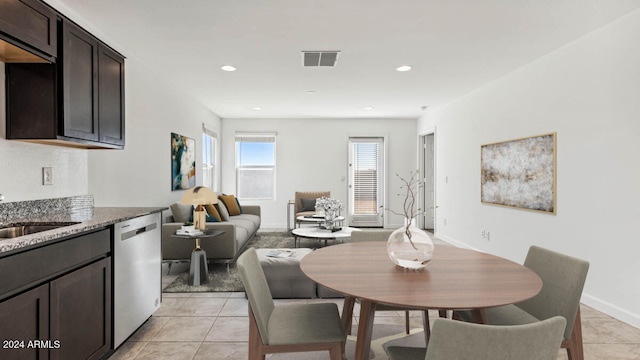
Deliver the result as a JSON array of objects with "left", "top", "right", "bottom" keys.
[
  {"left": 220, "top": 118, "right": 417, "bottom": 229},
  {"left": 418, "top": 10, "right": 640, "bottom": 327},
  {"left": 88, "top": 58, "right": 221, "bottom": 207},
  {"left": 0, "top": 61, "right": 89, "bottom": 202}
]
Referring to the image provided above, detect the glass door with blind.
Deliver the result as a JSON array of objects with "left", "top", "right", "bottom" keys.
[{"left": 348, "top": 137, "right": 385, "bottom": 227}]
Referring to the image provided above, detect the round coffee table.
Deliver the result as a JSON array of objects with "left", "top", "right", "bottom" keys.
[
  {"left": 296, "top": 215, "right": 345, "bottom": 228},
  {"left": 291, "top": 226, "right": 360, "bottom": 247}
]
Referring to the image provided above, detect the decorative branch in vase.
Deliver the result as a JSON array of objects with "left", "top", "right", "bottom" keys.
[
  {"left": 382, "top": 170, "right": 424, "bottom": 249},
  {"left": 382, "top": 170, "right": 434, "bottom": 269}
]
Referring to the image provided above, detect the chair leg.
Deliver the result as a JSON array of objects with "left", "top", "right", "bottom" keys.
[
  {"left": 562, "top": 307, "right": 584, "bottom": 360},
  {"left": 329, "top": 343, "right": 344, "bottom": 360},
  {"left": 422, "top": 310, "right": 431, "bottom": 344},
  {"left": 166, "top": 262, "right": 172, "bottom": 275},
  {"left": 405, "top": 311, "right": 410, "bottom": 334}
]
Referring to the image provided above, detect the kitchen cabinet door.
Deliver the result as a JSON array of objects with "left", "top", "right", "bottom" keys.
[
  {"left": 49, "top": 257, "right": 111, "bottom": 360},
  {"left": 98, "top": 43, "right": 125, "bottom": 146},
  {"left": 61, "top": 19, "right": 99, "bottom": 142},
  {"left": 0, "top": 284, "right": 50, "bottom": 360},
  {"left": 0, "top": 0, "right": 57, "bottom": 58}
]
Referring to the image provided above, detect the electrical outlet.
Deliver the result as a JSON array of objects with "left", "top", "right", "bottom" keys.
[
  {"left": 481, "top": 229, "right": 485, "bottom": 239},
  {"left": 486, "top": 231, "right": 490, "bottom": 241},
  {"left": 43, "top": 167, "right": 53, "bottom": 185}
]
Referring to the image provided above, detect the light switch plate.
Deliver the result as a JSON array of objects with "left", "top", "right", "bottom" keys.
[{"left": 43, "top": 167, "right": 53, "bottom": 185}]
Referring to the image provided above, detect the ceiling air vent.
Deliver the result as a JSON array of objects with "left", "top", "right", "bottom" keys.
[{"left": 302, "top": 51, "right": 340, "bottom": 67}]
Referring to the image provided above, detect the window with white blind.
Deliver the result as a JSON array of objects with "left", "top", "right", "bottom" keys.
[
  {"left": 235, "top": 133, "right": 276, "bottom": 200},
  {"left": 348, "top": 137, "right": 384, "bottom": 227},
  {"left": 202, "top": 125, "right": 218, "bottom": 191}
]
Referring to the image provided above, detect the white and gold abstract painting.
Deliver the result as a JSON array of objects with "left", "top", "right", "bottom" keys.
[{"left": 481, "top": 133, "right": 556, "bottom": 213}]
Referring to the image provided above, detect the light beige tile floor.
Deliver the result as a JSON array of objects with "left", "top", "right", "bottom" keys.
[{"left": 108, "top": 262, "right": 640, "bottom": 360}]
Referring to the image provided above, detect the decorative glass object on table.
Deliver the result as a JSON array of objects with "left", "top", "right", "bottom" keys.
[
  {"left": 315, "top": 196, "right": 343, "bottom": 230},
  {"left": 383, "top": 170, "right": 434, "bottom": 269}
]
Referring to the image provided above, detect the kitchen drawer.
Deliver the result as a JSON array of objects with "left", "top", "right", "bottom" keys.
[{"left": 0, "top": 228, "right": 110, "bottom": 300}]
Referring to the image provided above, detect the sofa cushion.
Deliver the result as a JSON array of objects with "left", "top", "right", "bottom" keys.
[
  {"left": 204, "top": 204, "right": 221, "bottom": 222},
  {"left": 170, "top": 203, "right": 192, "bottom": 223},
  {"left": 216, "top": 202, "right": 230, "bottom": 221},
  {"left": 231, "top": 214, "right": 261, "bottom": 229},
  {"left": 219, "top": 194, "right": 242, "bottom": 215}
]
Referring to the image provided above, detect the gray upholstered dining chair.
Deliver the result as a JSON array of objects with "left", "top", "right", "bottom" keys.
[
  {"left": 237, "top": 247, "right": 346, "bottom": 360},
  {"left": 454, "top": 245, "right": 589, "bottom": 360},
  {"left": 347, "top": 230, "right": 439, "bottom": 344},
  {"left": 386, "top": 316, "right": 566, "bottom": 360}
]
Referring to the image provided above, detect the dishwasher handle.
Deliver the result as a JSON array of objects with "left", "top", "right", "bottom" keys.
[{"left": 120, "top": 222, "right": 157, "bottom": 241}]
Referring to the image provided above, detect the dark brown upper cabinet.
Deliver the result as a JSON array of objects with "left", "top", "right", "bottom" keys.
[
  {"left": 5, "top": 16, "right": 125, "bottom": 149},
  {"left": 98, "top": 43, "right": 125, "bottom": 146},
  {"left": 61, "top": 19, "right": 99, "bottom": 143},
  {"left": 0, "top": 0, "right": 57, "bottom": 61}
]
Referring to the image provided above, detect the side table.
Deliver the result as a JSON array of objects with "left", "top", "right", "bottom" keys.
[{"left": 171, "top": 229, "right": 225, "bottom": 286}]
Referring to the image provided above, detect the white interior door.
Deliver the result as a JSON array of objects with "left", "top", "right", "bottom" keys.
[{"left": 348, "top": 137, "right": 384, "bottom": 227}]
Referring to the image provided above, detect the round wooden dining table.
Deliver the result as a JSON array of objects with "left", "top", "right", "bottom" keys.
[{"left": 300, "top": 242, "right": 543, "bottom": 360}]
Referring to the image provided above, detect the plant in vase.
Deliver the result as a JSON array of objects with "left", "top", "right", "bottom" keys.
[
  {"left": 382, "top": 170, "right": 434, "bottom": 269},
  {"left": 315, "top": 196, "right": 343, "bottom": 229},
  {"left": 181, "top": 221, "right": 195, "bottom": 232}
]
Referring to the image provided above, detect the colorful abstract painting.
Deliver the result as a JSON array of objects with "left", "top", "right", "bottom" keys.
[
  {"left": 481, "top": 133, "right": 556, "bottom": 213},
  {"left": 171, "top": 132, "right": 196, "bottom": 191}
]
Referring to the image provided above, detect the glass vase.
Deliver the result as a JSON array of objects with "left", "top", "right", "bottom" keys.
[
  {"left": 387, "top": 219, "right": 435, "bottom": 269},
  {"left": 323, "top": 208, "right": 337, "bottom": 229}
]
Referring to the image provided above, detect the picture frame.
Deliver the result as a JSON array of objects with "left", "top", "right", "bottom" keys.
[
  {"left": 480, "top": 133, "right": 556, "bottom": 214},
  {"left": 171, "top": 132, "right": 196, "bottom": 191}
]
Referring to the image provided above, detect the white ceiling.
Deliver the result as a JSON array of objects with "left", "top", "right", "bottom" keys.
[{"left": 52, "top": 0, "right": 640, "bottom": 119}]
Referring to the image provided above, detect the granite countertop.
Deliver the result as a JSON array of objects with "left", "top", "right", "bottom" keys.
[{"left": 0, "top": 207, "right": 167, "bottom": 256}]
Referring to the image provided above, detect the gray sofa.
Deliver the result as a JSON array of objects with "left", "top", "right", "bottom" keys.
[{"left": 162, "top": 202, "right": 261, "bottom": 267}]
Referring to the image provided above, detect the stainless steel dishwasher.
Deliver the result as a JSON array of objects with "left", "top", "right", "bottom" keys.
[{"left": 113, "top": 212, "right": 162, "bottom": 348}]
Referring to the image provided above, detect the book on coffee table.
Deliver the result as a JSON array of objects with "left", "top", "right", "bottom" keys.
[{"left": 265, "top": 249, "right": 294, "bottom": 258}]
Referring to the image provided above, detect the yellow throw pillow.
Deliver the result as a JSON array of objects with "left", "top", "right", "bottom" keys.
[
  {"left": 219, "top": 194, "right": 242, "bottom": 216},
  {"left": 204, "top": 204, "right": 221, "bottom": 222}
]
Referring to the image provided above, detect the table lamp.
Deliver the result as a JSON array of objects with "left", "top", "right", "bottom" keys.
[{"left": 181, "top": 186, "right": 218, "bottom": 231}]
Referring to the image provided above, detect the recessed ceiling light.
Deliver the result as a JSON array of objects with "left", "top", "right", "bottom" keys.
[
  {"left": 395, "top": 65, "right": 412, "bottom": 72},
  {"left": 364, "top": 106, "right": 374, "bottom": 110},
  {"left": 221, "top": 65, "right": 237, "bottom": 72},
  {"left": 252, "top": 107, "right": 262, "bottom": 111},
  {"left": 306, "top": 90, "right": 316, "bottom": 95}
]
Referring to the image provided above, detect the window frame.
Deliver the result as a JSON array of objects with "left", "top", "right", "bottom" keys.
[
  {"left": 202, "top": 125, "right": 218, "bottom": 191},
  {"left": 235, "top": 133, "right": 277, "bottom": 200}
]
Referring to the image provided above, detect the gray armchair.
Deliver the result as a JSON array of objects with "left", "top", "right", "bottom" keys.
[
  {"left": 237, "top": 248, "right": 346, "bottom": 359},
  {"left": 386, "top": 316, "right": 566, "bottom": 360},
  {"left": 454, "top": 246, "right": 589, "bottom": 360}
]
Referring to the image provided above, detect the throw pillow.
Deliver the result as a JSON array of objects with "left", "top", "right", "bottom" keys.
[
  {"left": 219, "top": 194, "right": 242, "bottom": 216},
  {"left": 216, "top": 202, "right": 230, "bottom": 221},
  {"left": 170, "top": 203, "right": 192, "bottom": 223},
  {"left": 300, "top": 198, "right": 316, "bottom": 211},
  {"left": 204, "top": 204, "right": 221, "bottom": 222}
]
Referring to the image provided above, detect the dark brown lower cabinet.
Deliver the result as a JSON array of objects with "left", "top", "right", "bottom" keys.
[
  {"left": 0, "top": 228, "right": 112, "bottom": 360},
  {"left": 0, "top": 284, "right": 49, "bottom": 360},
  {"left": 50, "top": 258, "right": 111, "bottom": 360}
]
